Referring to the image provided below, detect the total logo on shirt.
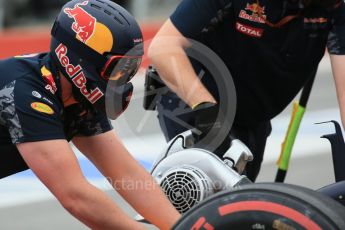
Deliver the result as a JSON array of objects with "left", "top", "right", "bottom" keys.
[{"left": 236, "top": 22, "right": 263, "bottom": 38}]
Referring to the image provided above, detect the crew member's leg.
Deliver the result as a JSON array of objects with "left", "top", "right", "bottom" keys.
[
  {"left": 157, "top": 93, "right": 195, "bottom": 141},
  {"left": 231, "top": 121, "right": 272, "bottom": 181}
]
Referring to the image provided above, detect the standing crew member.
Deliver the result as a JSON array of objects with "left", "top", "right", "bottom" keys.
[{"left": 149, "top": 0, "right": 345, "bottom": 181}]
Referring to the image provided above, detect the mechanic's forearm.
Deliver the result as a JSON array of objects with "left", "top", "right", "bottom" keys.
[
  {"left": 61, "top": 182, "right": 145, "bottom": 230},
  {"left": 149, "top": 42, "right": 216, "bottom": 107},
  {"left": 73, "top": 133, "right": 181, "bottom": 229},
  {"left": 112, "top": 166, "right": 181, "bottom": 230}
]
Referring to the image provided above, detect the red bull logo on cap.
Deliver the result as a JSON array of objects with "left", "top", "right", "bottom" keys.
[
  {"left": 64, "top": 1, "right": 96, "bottom": 43},
  {"left": 239, "top": 2, "right": 266, "bottom": 24},
  {"left": 64, "top": 1, "right": 114, "bottom": 55}
]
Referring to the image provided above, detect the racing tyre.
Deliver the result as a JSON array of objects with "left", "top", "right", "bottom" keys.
[{"left": 173, "top": 183, "right": 345, "bottom": 230}]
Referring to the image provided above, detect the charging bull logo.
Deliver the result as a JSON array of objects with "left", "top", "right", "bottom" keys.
[
  {"left": 245, "top": 3, "right": 265, "bottom": 15},
  {"left": 239, "top": 3, "right": 266, "bottom": 24},
  {"left": 64, "top": 1, "right": 96, "bottom": 43},
  {"left": 63, "top": 1, "right": 114, "bottom": 55}
]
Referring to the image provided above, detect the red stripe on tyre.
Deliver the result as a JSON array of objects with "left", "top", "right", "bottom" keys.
[{"left": 218, "top": 201, "right": 321, "bottom": 230}]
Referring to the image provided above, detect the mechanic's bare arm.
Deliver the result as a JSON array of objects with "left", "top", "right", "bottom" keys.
[
  {"left": 148, "top": 19, "right": 216, "bottom": 107},
  {"left": 16, "top": 140, "right": 146, "bottom": 230},
  {"left": 73, "top": 131, "right": 181, "bottom": 230},
  {"left": 330, "top": 54, "right": 345, "bottom": 129}
]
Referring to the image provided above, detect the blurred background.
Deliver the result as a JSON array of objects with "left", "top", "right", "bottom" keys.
[
  {"left": 0, "top": 0, "right": 181, "bottom": 59},
  {"left": 0, "top": 0, "right": 342, "bottom": 229},
  {"left": 0, "top": 0, "right": 180, "bottom": 28}
]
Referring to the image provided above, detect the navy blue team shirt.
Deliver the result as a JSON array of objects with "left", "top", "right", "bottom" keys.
[
  {"left": 0, "top": 53, "right": 112, "bottom": 178},
  {"left": 170, "top": 0, "right": 345, "bottom": 124}
]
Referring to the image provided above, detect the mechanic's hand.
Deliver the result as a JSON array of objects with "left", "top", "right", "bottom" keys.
[
  {"left": 192, "top": 101, "right": 231, "bottom": 156},
  {"left": 192, "top": 101, "right": 219, "bottom": 143}
]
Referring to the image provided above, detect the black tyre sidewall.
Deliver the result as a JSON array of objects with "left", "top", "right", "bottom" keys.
[{"left": 173, "top": 183, "right": 345, "bottom": 230}]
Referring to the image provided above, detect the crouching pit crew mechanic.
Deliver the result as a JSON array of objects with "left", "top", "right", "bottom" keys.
[
  {"left": 0, "top": 0, "right": 180, "bottom": 229},
  {"left": 148, "top": 0, "right": 345, "bottom": 181}
]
